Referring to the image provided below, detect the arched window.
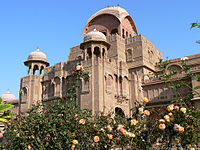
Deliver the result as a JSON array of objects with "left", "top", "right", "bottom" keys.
[
  {"left": 28, "top": 66, "right": 31, "bottom": 75},
  {"left": 22, "top": 87, "right": 27, "bottom": 101},
  {"left": 106, "top": 74, "right": 113, "bottom": 93},
  {"left": 126, "top": 49, "right": 132, "bottom": 62},
  {"left": 119, "top": 76, "right": 122, "bottom": 95},
  {"left": 54, "top": 77, "right": 60, "bottom": 96},
  {"left": 167, "top": 65, "right": 182, "bottom": 74},
  {"left": 114, "top": 74, "right": 118, "bottom": 94},
  {"left": 122, "top": 29, "right": 125, "bottom": 38},
  {"left": 94, "top": 47, "right": 100, "bottom": 57},
  {"left": 115, "top": 107, "right": 125, "bottom": 117},
  {"left": 110, "top": 28, "right": 118, "bottom": 35},
  {"left": 33, "top": 65, "right": 39, "bottom": 75},
  {"left": 102, "top": 48, "right": 105, "bottom": 57},
  {"left": 87, "top": 48, "right": 92, "bottom": 59},
  {"left": 102, "top": 32, "right": 107, "bottom": 36},
  {"left": 123, "top": 76, "right": 129, "bottom": 98},
  {"left": 126, "top": 31, "right": 128, "bottom": 38},
  {"left": 49, "top": 83, "right": 54, "bottom": 97},
  {"left": 82, "top": 75, "right": 90, "bottom": 92},
  {"left": 40, "top": 66, "right": 44, "bottom": 76}
]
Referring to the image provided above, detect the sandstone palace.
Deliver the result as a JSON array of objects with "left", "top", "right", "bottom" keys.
[{"left": 19, "top": 6, "right": 200, "bottom": 116}]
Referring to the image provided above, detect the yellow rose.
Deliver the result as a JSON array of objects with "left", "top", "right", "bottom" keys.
[
  {"left": 72, "top": 140, "right": 78, "bottom": 145},
  {"left": 180, "top": 107, "right": 186, "bottom": 113},
  {"left": 27, "top": 145, "right": 31, "bottom": 150},
  {"left": 164, "top": 115, "right": 170, "bottom": 122},
  {"left": 143, "top": 110, "right": 150, "bottom": 116},
  {"left": 79, "top": 119, "right": 85, "bottom": 125},
  {"left": 130, "top": 119, "right": 138, "bottom": 125},
  {"left": 138, "top": 107, "right": 144, "bottom": 114},
  {"left": 143, "top": 97, "right": 149, "bottom": 103},
  {"left": 127, "top": 132, "right": 136, "bottom": 138},
  {"left": 167, "top": 104, "right": 174, "bottom": 112},
  {"left": 168, "top": 112, "right": 173, "bottom": 116},
  {"left": 107, "top": 125, "right": 112, "bottom": 131}
]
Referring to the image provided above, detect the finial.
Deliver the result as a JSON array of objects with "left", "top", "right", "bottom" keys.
[
  {"left": 7, "top": 89, "right": 10, "bottom": 93},
  {"left": 36, "top": 46, "right": 39, "bottom": 51}
]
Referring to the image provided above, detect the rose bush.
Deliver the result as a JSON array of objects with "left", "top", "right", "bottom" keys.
[{"left": 2, "top": 62, "right": 200, "bottom": 149}]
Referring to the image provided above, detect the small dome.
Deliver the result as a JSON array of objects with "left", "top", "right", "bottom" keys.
[
  {"left": 28, "top": 47, "right": 47, "bottom": 62},
  {"left": 84, "top": 29, "right": 106, "bottom": 42},
  {"left": 1, "top": 90, "right": 16, "bottom": 102}
]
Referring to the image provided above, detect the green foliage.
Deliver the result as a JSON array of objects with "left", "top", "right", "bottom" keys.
[
  {"left": 0, "top": 97, "right": 14, "bottom": 123},
  {"left": 4, "top": 98, "right": 157, "bottom": 149},
  {"left": 191, "top": 22, "right": 200, "bottom": 29}
]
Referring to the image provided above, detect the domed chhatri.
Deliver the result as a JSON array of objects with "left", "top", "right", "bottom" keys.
[
  {"left": 84, "top": 29, "right": 107, "bottom": 42},
  {"left": 1, "top": 90, "right": 16, "bottom": 102},
  {"left": 28, "top": 47, "right": 47, "bottom": 62}
]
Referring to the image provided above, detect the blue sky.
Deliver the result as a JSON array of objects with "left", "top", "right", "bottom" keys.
[{"left": 0, "top": 0, "right": 199, "bottom": 98}]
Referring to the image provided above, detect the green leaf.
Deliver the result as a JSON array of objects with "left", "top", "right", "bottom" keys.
[
  {"left": 0, "top": 118, "right": 7, "bottom": 123},
  {"left": 0, "top": 104, "right": 14, "bottom": 113},
  {"left": 0, "top": 97, "right": 2, "bottom": 104}
]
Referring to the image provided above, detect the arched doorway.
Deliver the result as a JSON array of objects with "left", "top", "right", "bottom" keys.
[{"left": 115, "top": 107, "right": 125, "bottom": 117}]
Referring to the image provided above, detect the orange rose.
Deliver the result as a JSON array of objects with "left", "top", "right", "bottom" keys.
[
  {"left": 117, "top": 124, "right": 124, "bottom": 131},
  {"left": 122, "top": 129, "right": 127, "bottom": 135},
  {"left": 185, "top": 115, "right": 189, "bottom": 118},
  {"left": 174, "top": 105, "right": 179, "bottom": 111},
  {"left": 107, "top": 125, "right": 112, "bottom": 131},
  {"left": 179, "top": 126, "right": 184, "bottom": 133},
  {"left": 173, "top": 124, "right": 180, "bottom": 132},
  {"left": 143, "top": 110, "right": 150, "bottom": 116},
  {"left": 143, "top": 97, "right": 149, "bottom": 103},
  {"left": 130, "top": 119, "right": 138, "bottom": 125},
  {"left": 159, "top": 124, "right": 166, "bottom": 130},
  {"left": 79, "top": 119, "right": 85, "bottom": 125},
  {"left": 107, "top": 134, "right": 113, "bottom": 140},
  {"left": 72, "top": 140, "right": 78, "bottom": 145},
  {"left": 94, "top": 136, "right": 100, "bottom": 143},
  {"left": 76, "top": 65, "right": 84, "bottom": 71}
]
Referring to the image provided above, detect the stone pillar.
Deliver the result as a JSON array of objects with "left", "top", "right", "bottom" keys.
[
  {"left": 60, "top": 77, "right": 63, "bottom": 98},
  {"left": 91, "top": 45, "right": 95, "bottom": 115}
]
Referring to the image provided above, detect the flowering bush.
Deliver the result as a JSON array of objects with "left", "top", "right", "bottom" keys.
[{"left": 2, "top": 63, "right": 200, "bottom": 149}]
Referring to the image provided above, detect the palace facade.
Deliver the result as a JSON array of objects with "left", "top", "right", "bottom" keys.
[{"left": 19, "top": 6, "right": 200, "bottom": 116}]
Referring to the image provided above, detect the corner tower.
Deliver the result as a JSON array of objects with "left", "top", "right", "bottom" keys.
[
  {"left": 80, "top": 29, "right": 110, "bottom": 114},
  {"left": 19, "top": 47, "right": 49, "bottom": 113}
]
